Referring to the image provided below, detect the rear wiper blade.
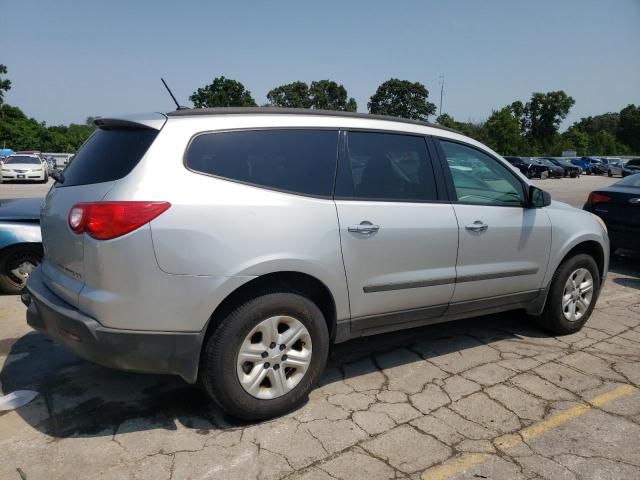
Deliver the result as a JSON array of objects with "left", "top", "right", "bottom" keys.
[{"left": 50, "top": 169, "right": 65, "bottom": 184}]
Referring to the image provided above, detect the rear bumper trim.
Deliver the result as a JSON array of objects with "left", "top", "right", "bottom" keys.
[{"left": 25, "top": 267, "right": 203, "bottom": 383}]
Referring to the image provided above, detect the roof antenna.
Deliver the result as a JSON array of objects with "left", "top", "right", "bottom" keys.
[{"left": 161, "top": 78, "right": 189, "bottom": 110}]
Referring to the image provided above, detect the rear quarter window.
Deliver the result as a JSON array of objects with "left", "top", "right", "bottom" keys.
[
  {"left": 185, "top": 129, "right": 338, "bottom": 197},
  {"left": 60, "top": 128, "right": 158, "bottom": 187}
]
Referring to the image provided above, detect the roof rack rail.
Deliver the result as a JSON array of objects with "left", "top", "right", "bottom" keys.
[{"left": 166, "top": 107, "right": 458, "bottom": 133}]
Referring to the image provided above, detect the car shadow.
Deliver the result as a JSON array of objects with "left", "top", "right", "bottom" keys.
[
  {"left": 1, "top": 309, "right": 554, "bottom": 440},
  {"left": 610, "top": 251, "right": 640, "bottom": 288}
]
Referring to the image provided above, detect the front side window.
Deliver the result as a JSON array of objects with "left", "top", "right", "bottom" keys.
[
  {"left": 439, "top": 140, "right": 525, "bottom": 206},
  {"left": 186, "top": 129, "right": 338, "bottom": 197},
  {"left": 335, "top": 131, "right": 438, "bottom": 201}
]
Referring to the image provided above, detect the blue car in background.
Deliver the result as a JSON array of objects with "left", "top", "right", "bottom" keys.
[
  {"left": 571, "top": 157, "right": 606, "bottom": 175},
  {"left": 0, "top": 198, "right": 43, "bottom": 294}
]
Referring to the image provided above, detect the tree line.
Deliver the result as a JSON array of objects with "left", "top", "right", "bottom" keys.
[{"left": 1, "top": 64, "right": 638, "bottom": 156}]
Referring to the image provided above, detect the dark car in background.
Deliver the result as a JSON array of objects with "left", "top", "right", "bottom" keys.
[
  {"left": 584, "top": 174, "right": 640, "bottom": 254},
  {"left": 622, "top": 158, "right": 640, "bottom": 177},
  {"left": 536, "top": 158, "right": 564, "bottom": 178},
  {"left": 543, "top": 158, "right": 580, "bottom": 178},
  {"left": 571, "top": 157, "right": 606, "bottom": 175},
  {"left": 503, "top": 156, "right": 549, "bottom": 179}
]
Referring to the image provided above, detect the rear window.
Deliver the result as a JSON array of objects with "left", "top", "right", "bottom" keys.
[
  {"left": 185, "top": 129, "right": 338, "bottom": 197},
  {"left": 60, "top": 128, "right": 158, "bottom": 187}
]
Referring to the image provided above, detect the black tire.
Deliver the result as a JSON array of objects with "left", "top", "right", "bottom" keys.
[
  {"left": 534, "top": 254, "right": 600, "bottom": 335},
  {"left": 0, "top": 244, "right": 43, "bottom": 294},
  {"left": 200, "top": 290, "right": 330, "bottom": 421},
  {"left": 608, "top": 170, "right": 613, "bottom": 177}
]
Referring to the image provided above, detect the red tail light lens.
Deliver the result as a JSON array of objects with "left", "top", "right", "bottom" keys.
[
  {"left": 68, "top": 202, "right": 171, "bottom": 240},
  {"left": 587, "top": 192, "right": 610, "bottom": 206}
]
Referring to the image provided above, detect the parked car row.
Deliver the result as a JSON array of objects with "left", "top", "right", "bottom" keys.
[
  {"left": 504, "top": 156, "right": 578, "bottom": 179},
  {"left": 503, "top": 156, "right": 640, "bottom": 180}
]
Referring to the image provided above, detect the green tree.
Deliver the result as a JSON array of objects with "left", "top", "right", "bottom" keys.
[
  {"left": 266, "top": 81, "right": 311, "bottom": 108},
  {"left": 0, "top": 64, "right": 11, "bottom": 106},
  {"left": 368, "top": 79, "right": 436, "bottom": 121},
  {"left": 617, "top": 104, "right": 640, "bottom": 153},
  {"left": 309, "top": 80, "right": 357, "bottom": 111},
  {"left": 435, "top": 113, "right": 458, "bottom": 129},
  {"left": 511, "top": 91, "right": 575, "bottom": 152},
  {"left": 483, "top": 107, "right": 523, "bottom": 155},
  {"left": 572, "top": 112, "right": 619, "bottom": 137},
  {"left": 190, "top": 76, "right": 257, "bottom": 108},
  {"left": 558, "top": 126, "right": 590, "bottom": 155}
]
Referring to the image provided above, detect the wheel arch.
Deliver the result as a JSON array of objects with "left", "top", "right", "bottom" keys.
[{"left": 198, "top": 271, "right": 338, "bottom": 369}]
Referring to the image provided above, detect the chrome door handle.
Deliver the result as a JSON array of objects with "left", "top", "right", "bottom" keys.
[
  {"left": 348, "top": 221, "right": 380, "bottom": 234},
  {"left": 629, "top": 198, "right": 640, "bottom": 205},
  {"left": 465, "top": 220, "right": 488, "bottom": 232}
]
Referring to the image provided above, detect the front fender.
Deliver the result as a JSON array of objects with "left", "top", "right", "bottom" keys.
[
  {"left": 0, "top": 222, "right": 42, "bottom": 251},
  {"left": 543, "top": 206, "right": 609, "bottom": 288}
]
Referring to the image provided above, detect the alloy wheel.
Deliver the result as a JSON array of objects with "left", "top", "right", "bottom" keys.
[
  {"left": 561, "top": 268, "right": 594, "bottom": 322},
  {"left": 236, "top": 315, "right": 312, "bottom": 399}
]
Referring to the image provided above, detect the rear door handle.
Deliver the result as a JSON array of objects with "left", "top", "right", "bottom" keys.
[
  {"left": 348, "top": 221, "right": 380, "bottom": 235},
  {"left": 465, "top": 220, "right": 488, "bottom": 233}
]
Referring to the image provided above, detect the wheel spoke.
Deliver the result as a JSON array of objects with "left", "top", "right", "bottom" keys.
[
  {"left": 238, "top": 347, "right": 264, "bottom": 363},
  {"left": 577, "top": 297, "right": 590, "bottom": 312},
  {"left": 579, "top": 281, "right": 593, "bottom": 295},
  {"left": 244, "top": 367, "right": 268, "bottom": 396},
  {"left": 267, "top": 368, "right": 288, "bottom": 397},
  {"left": 282, "top": 350, "right": 311, "bottom": 369},
  {"left": 568, "top": 301, "right": 577, "bottom": 321},
  {"left": 279, "top": 322, "right": 305, "bottom": 347},
  {"left": 562, "top": 293, "right": 573, "bottom": 309}
]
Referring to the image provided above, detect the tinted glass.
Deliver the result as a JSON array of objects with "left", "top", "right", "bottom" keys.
[
  {"left": 335, "top": 132, "right": 437, "bottom": 201},
  {"left": 5, "top": 156, "right": 41, "bottom": 165},
  {"left": 61, "top": 128, "right": 158, "bottom": 187},
  {"left": 440, "top": 140, "right": 524, "bottom": 206},
  {"left": 186, "top": 130, "right": 338, "bottom": 197}
]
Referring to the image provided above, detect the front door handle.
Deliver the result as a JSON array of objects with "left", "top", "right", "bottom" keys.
[
  {"left": 465, "top": 220, "right": 489, "bottom": 233},
  {"left": 348, "top": 221, "right": 380, "bottom": 235}
]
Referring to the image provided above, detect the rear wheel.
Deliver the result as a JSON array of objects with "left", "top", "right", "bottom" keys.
[
  {"left": 534, "top": 254, "right": 600, "bottom": 335},
  {"left": 200, "top": 290, "right": 330, "bottom": 420},
  {"left": 0, "top": 244, "right": 43, "bottom": 294},
  {"left": 608, "top": 170, "right": 613, "bottom": 177}
]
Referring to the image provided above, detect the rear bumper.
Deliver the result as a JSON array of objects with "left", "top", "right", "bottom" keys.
[{"left": 24, "top": 267, "right": 203, "bottom": 383}]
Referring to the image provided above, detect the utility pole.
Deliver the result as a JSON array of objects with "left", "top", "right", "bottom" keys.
[{"left": 438, "top": 75, "right": 445, "bottom": 117}]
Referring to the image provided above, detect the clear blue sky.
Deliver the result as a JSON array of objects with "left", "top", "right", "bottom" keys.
[{"left": 2, "top": 0, "right": 639, "bottom": 127}]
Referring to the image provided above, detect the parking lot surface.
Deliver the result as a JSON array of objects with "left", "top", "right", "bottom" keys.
[{"left": 1, "top": 175, "right": 638, "bottom": 480}]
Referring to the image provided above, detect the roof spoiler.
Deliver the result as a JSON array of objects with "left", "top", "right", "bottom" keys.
[{"left": 93, "top": 112, "right": 167, "bottom": 131}]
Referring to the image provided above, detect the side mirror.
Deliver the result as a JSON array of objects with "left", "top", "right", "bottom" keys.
[{"left": 528, "top": 185, "right": 551, "bottom": 208}]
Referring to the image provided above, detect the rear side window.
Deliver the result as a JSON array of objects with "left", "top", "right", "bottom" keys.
[
  {"left": 185, "top": 129, "right": 338, "bottom": 197},
  {"left": 61, "top": 128, "right": 158, "bottom": 187},
  {"left": 335, "top": 131, "right": 438, "bottom": 201}
]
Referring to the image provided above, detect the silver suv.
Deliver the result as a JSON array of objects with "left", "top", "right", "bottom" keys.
[{"left": 24, "top": 108, "right": 609, "bottom": 420}]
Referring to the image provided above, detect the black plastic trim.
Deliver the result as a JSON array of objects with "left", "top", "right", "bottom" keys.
[{"left": 363, "top": 277, "right": 456, "bottom": 293}]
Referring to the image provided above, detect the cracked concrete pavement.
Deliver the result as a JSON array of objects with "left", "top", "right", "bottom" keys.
[{"left": 1, "top": 254, "right": 639, "bottom": 479}]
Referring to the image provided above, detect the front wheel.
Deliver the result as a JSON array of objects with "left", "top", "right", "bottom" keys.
[
  {"left": 0, "top": 244, "right": 43, "bottom": 294},
  {"left": 608, "top": 170, "right": 613, "bottom": 177},
  {"left": 200, "top": 290, "right": 330, "bottom": 421},
  {"left": 534, "top": 254, "right": 600, "bottom": 335}
]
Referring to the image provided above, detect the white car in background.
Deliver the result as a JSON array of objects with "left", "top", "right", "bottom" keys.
[{"left": 0, "top": 155, "right": 49, "bottom": 183}]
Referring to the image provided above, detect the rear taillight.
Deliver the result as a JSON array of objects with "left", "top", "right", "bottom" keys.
[
  {"left": 68, "top": 201, "right": 171, "bottom": 240},
  {"left": 586, "top": 192, "right": 610, "bottom": 206}
]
